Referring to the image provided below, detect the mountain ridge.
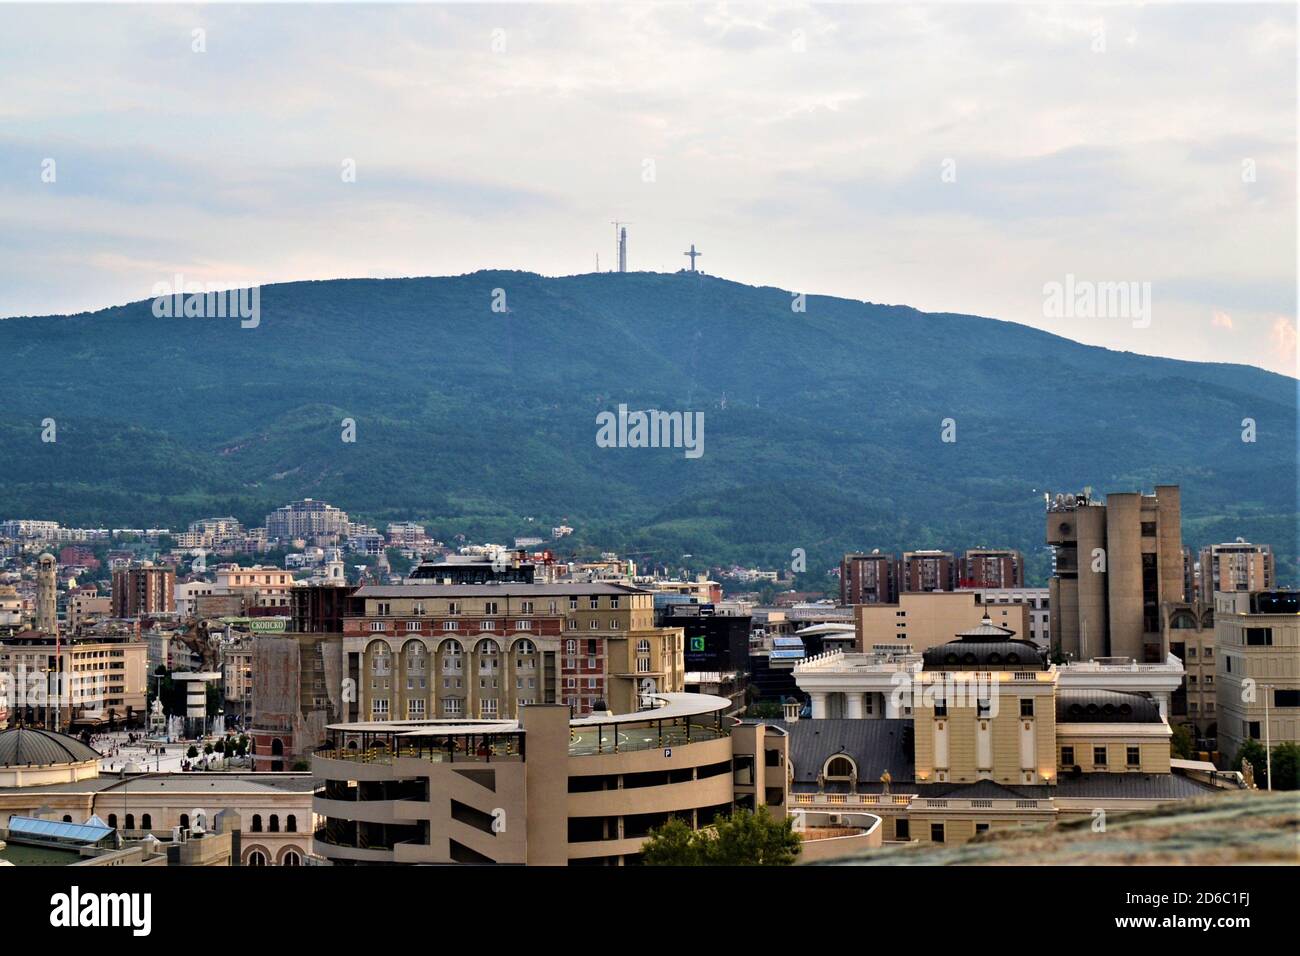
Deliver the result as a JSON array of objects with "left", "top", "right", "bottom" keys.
[{"left": 1, "top": 271, "right": 1295, "bottom": 583}]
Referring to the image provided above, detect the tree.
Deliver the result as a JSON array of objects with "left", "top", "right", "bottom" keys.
[
  {"left": 640, "top": 817, "right": 701, "bottom": 865},
  {"left": 1234, "top": 740, "right": 1269, "bottom": 788},
  {"left": 186, "top": 745, "right": 199, "bottom": 759},
  {"left": 1169, "top": 723, "right": 1194, "bottom": 760},
  {"left": 705, "top": 807, "right": 801, "bottom": 866},
  {"left": 642, "top": 808, "right": 801, "bottom": 866},
  {"left": 1268, "top": 742, "right": 1300, "bottom": 791}
]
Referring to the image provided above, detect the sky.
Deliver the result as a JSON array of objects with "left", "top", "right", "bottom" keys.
[{"left": 0, "top": 2, "right": 1295, "bottom": 376}]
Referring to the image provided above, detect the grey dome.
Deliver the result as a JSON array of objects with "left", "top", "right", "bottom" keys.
[{"left": 0, "top": 727, "right": 102, "bottom": 767}]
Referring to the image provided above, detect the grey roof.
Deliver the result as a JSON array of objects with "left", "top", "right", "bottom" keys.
[
  {"left": 0, "top": 728, "right": 101, "bottom": 768},
  {"left": 1056, "top": 689, "right": 1163, "bottom": 723},
  {"left": 773, "top": 719, "right": 914, "bottom": 785},
  {"left": 915, "top": 779, "right": 1054, "bottom": 800},
  {"left": 354, "top": 582, "right": 646, "bottom": 598},
  {"left": 922, "top": 638, "right": 1046, "bottom": 670},
  {"left": 1054, "top": 772, "right": 1217, "bottom": 800}
]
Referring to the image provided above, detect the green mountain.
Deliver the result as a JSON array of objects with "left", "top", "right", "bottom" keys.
[{"left": 1, "top": 271, "right": 1296, "bottom": 584}]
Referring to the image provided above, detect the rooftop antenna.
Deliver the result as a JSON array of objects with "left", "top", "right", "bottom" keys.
[{"left": 684, "top": 243, "right": 702, "bottom": 272}]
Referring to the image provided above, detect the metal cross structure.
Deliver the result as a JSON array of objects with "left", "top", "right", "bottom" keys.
[{"left": 683, "top": 243, "right": 702, "bottom": 271}]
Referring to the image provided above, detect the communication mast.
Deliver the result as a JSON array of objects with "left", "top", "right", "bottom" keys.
[{"left": 610, "top": 221, "right": 631, "bottom": 272}]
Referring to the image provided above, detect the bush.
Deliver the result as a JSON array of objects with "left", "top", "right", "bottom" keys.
[{"left": 186, "top": 745, "right": 199, "bottom": 759}]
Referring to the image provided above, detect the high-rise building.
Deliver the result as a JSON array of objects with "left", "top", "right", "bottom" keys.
[
  {"left": 1198, "top": 540, "right": 1275, "bottom": 603},
  {"left": 840, "top": 552, "right": 899, "bottom": 605},
  {"left": 1215, "top": 589, "right": 1300, "bottom": 767},
  {"left": 959, "top": 549, "right": 1024, "bottom": 588},
  {"left": 264, "top": 498, "right": 350, "bottom": 543},
  {"left": 35, "top": 553, "right": 58, "bottom": 634},
  {"left": 902, "top": 550, "right": 957, "bottom": 593},
  {"left": 1045, "top": 485, "right": 1183, "bottom": 662},
  {"left": 111, "top": 563, "right": 176, "bottom": 618}
]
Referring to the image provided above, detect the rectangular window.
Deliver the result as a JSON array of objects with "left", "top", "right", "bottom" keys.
[
  {"left": 377, "top": 602, "right": 391, "bottom": 616},
  {"left": 1245, "top": 627, "right": 1273, "bottom": 646},
  {"left": 1020, "top": 698, "right": 1034, "bottom": 718},
  {"left": 443, "top": 621, "right": 458, "bottom": 631},
  {"left": 930, "top": 823, "right": 945, "bottom": 843},
  {"left": 406, "top": 621, "right": 419, "bottom": 631},
  {"left": 1093, "top": 746, "right": 1107, "bottom": 766},
  {"left": 977, "top": 699, "right": 991, "bottom": 718},
  {"left": 1126, "top": 746, "right": 1140, "bottom": 767},
  {"left": 1248, "top": 721, "right": 1261, "bottom": 740},
  {"left": 975, "top": 823, "right": 990, "bottom": 836},
  {"left": 933, "top": 699, "right": 947, "bottom": 718},
  {"left": 369, "top": 621, "right": 383, "bottom": 632},
  {"left": 569, "top": 597, "right": 578, "bottom": 610},
  {"left": 1275, "top": 689, "right": 1300, "bottom": 708},
  {"left": 895, "top": 818, "right": 910, "bottom": 840},
  {"left": 1061, "top": 746, "right": 1074, "bottom": 767},
  {"left": 589, "top": 597, "right": 600, "bottom": 610},
  {"left": 610, "top": 597, "right": 620, "bottom": 609}
]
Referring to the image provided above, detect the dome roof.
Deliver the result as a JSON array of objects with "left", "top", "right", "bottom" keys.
[
  {"left": 921, "top": 614, "right": 1048, "bottom": 670},
  {"left": 1056, "top": 689, "right": 1163, "bottom": 724},
  {"left": 0, "top": 727, "right": 102, "bottom": 767}
]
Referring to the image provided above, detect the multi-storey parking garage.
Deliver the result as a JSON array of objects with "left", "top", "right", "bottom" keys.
[{"left": 312, "top": 693, "right": 785, "bottom": 865}]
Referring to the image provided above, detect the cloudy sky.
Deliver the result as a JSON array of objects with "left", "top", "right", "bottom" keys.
[{"left": 0, "top": 2, "right": 1295, "bottom": 375}]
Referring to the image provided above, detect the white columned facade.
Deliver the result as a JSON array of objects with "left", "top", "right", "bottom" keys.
[
  {"left": 810, "top": 692, "right": 828, "bottom": 719},
  {"left": 845, "top": 693, "right": 864, "bottom": 719}
]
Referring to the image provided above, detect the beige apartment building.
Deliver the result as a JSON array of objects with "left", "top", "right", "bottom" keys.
[
  {"left": 213, "top": 564, "right": 297, "bottom": 609},
  {"left": 0, "top": 633, "right": 148, "bottom": 729},
  {"left": 1198, "top": 540, "right": 1275, "bottom": 603},
  {"left": 855, "top": 590, "right": 1031, "bottom": 655},
  {"left": 1215, "top": 590, "right": 1300, "bottom": 765},
  {"left": 1046, "top": 485, "right": 1184, "bottom": 662},
  {"left": 66, "top": 591, "right": 112, "bottom": 632}
]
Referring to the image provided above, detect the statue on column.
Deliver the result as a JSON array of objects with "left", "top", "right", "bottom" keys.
[
  {"left": 1241, "top": 758, "right": 1256, "bottom": 789},
  {"left": 849, "top": 767, "right": 858, "bottom": 794},
  {"left": 816, "top": 771, "right": 826, "bottom": 793}
]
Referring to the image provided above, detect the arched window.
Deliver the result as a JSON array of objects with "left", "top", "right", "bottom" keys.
[
  {"left": 108, "top": 814, "right": 118, "bottom": 829},
  {"left": 62, "top": 815, "right": 72, "bottom": 823},
  {"left": 824, "top": 755, "right": 857, "bottom": 780},
  {"left": 141, "top": 814, "right": 152, "bottom": 830},
  {"left": 286, "top": 814, "right": 297, "bottom": 833},
  {"left": 125, "top": 814, "right": 135, "bottom": 831},
  {"left": 247, "top": 849, "right": 267, "bottom": 866},
  {"left": 281, "top": 849, "right": 301, "bottom": 866},
  {"left": 404, "top": 640, "right": 428, "bottom": 672},
  {"left": 514, "top": 639, "right": 535, "bottom": 654},
  {"left": 251, "top": 814, "right": 263, "bottom": 832},
  {"left": 636, "top": 639, "right": 651, "bottom": 654},
  {"left": 269, "top": 814, "right": 280, "bottom": 833},
  {"left": 179, "top": 813, "right": 190, "bottom": 829}
]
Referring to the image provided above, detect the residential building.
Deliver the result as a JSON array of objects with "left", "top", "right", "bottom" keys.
[
  {"left": 265, "top": 498, "right": 350, "bottom": 544},
  {"left": 0, "top": 631, "right": 148, "bottom": 730},
  {"left": 902, "top": 550, "right": 957, "bottom": 592},
  {"left": 1046, "top": 485, "right": 1184, "bottom": 662},
  {"left": 840, "top": 551, "right": 899, "bottom": 605},
  {"left": 1198, "top": 540, "right": 1275, "bottom": 603},
  {"left": 111, "top": 563, "right": 176, "bottom": 617},
  {"left": 964, "top": 587, "right": 1051, "bottom": 647},
  {"left": 1215, "top": 589, "right": 1300, "bottom": 766},
  {"left": 212, "top": 564, "right": 296, "bottom": 609},
  {"left": 959, "top": 548, "right": 1024, "bottom": 588},
  {"left": 1161, "top": 600, "right": 1217, "bottom": 745}
]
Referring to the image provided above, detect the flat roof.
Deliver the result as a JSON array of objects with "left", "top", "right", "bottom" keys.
[
  {"left": 354, "top": 582, "right": 647, "bottom": 598},
  {"left": 327, "top": 692, "right": 731, "bottom": 736}
]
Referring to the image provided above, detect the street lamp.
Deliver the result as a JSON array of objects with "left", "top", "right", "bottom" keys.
[{"left": 1262, "top": 682, "right": 1272, "bottom": 792}]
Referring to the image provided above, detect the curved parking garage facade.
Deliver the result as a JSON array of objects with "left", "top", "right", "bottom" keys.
[{"left": 312, "top": 693, "right": 787, "bottom": 865}]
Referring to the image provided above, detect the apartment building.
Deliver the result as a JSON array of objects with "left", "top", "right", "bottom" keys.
[
  {"left": 0, "top": 632, "right": 147, "bottom": 730},
  {"left": 1198, "top": 540, "right": 1275, "bottom": 603},
  {"left": 1045, "top": 485, "right": 1184, "bottom": 662},
  {"left": 960, "top": 549, "right": 1024, "bottom": 588},
  {"left": 840, "top": 552, "right": 899, "bottom": 605},
  {"left": 902, "top": 550, "right": 957, "bottom": 592},
  {"left": 111, "top": 563, "right": 176, "bottom": 617},
  {"left": 212, "top": 564, "right": 296, "bottom": 609},
  {"left": 1215, "top": 589, "right": 1300, "bottom": 765},
  {"left": 265, "top": 498, "right": 350, "bottom": 544}
]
